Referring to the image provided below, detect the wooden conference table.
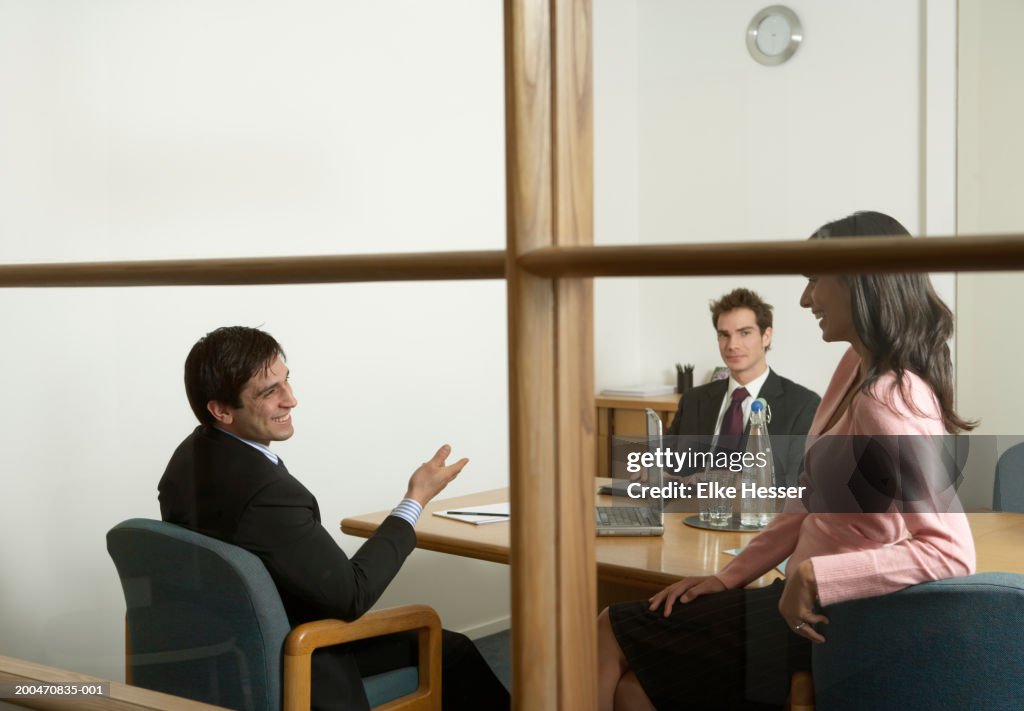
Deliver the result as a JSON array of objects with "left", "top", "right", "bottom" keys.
[{"left": 340, "top": 484, "right": 1024, "bottom": 606}]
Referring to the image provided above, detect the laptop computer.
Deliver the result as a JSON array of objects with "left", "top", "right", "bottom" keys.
[{"left": 596, "top": 408, "right": 665, "bottom": 536}]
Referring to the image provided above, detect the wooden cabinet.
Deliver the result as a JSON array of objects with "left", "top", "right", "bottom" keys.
[{"left": 595, "top": 392, "right": 681, "bottom": 477}]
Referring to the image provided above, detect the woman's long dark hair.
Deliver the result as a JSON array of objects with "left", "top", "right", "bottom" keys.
[{"left": 811, "top": 211, "right": 976, "bottom": 433}]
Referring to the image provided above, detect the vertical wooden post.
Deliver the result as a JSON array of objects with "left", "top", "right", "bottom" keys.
[{"left": 504, "top": 0, "right": 595, "bottom": 709}]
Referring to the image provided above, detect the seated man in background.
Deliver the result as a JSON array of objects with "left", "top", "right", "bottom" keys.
[
  {"left": 158, "top": 326, "right": 509, "bottom": 711},
  {"left": 667, "top": 288, "right": 820, "bottom": 488}
]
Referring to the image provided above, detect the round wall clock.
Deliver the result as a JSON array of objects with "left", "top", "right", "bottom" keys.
[{"left": 746, "top": 6, "right": 803, "bottom": 66}]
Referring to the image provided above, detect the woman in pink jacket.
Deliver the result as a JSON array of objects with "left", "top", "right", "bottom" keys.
[{"left": 597, "top": 211, "right": 977, "bottom": 711}]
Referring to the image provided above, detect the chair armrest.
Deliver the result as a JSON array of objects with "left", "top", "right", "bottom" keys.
[
  {"left": 812, "top": 573, "right": 1024, "bottom": 709},
  {"left": 284, "top": 605, "right": 441, "bottom": 655},
  {"left": 282, "top": 604, "right": 441, "bottom": 711}
]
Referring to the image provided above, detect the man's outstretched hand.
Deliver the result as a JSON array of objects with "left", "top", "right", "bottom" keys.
[{"left": 405, "top": 444, "right": 469, "bottom": 506}]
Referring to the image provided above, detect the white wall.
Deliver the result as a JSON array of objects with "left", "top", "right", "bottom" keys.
[
  {"left": 0, "top": 0, "right": 510, "bottom": 681},
  {"left": 955, "top": 0, "right": 1024, "bottom": 505},
  {"left": 957, "top": 0, "right": 1024, "bottom": 436},
  {"left": 594, "top": 0, "right": 644, "bottom": 385},
  {"left": 596, "top": 1, "right": 956, "bottom": 402}
]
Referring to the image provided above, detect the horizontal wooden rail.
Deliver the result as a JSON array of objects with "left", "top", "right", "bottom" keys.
[
  {"left": 0, "top": 250, "right": 506, "bottom": 287},
  {"left": 0, "top": 655, "right": 227, "bottom": 711},
  {"left": 518, "top": 233, "right": 1024, "bottom": 277},
  {"left": 2, "top": 235, "right": 1024, "bottom": 288}
]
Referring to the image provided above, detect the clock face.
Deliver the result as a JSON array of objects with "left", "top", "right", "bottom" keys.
[
  {"left": 755, "top": 14, "right": 792, "bottom": 56},
  {"left": 746, "top": 6, "right": 802, "bottom": 66}
]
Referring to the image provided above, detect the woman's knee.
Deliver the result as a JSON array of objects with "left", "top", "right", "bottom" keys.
[{"left": 597, "top": 607, "right": 627, "bottom": 669}]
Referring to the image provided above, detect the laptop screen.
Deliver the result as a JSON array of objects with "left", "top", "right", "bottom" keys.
[{"left": 607, "top": 408, "right": 665, "bottom": 514}]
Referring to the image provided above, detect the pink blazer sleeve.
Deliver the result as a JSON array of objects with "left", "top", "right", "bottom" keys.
[
  {"left": 809, "top": 385, "right": 976, "bottom": 605},
  {"left": 717, "top": 359, "right": 976, "bottom": 602}
]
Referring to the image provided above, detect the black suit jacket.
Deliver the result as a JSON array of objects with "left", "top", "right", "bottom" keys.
[
  {"left": 159, "top": 425, "right": 414, "bottom": 711},
  {"left": 665, "top": 370, "right": 821, "bottom": 488}
]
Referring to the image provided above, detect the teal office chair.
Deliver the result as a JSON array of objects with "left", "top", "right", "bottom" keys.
[
  {"left": 107, "top": 518, "right": 440, "bottom": 711},
  {"left": 789, "top": 572, "right": 1024, "bottom": 710},
  {"left": 994, "top": 441, "right": 1024, "bottom": 512}
]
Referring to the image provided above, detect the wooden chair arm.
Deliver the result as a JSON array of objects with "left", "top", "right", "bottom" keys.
[{"left": 282, "top": 604, "right": 441, "bottom": 711}]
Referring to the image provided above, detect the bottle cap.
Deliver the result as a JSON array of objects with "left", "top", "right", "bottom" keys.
[{"left": 751, "top": 399, "right": 766, "bottom": 412}]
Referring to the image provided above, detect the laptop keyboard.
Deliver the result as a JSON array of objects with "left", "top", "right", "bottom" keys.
[{"left": 596, "top": 506, "right": 660, "bottom": 527}]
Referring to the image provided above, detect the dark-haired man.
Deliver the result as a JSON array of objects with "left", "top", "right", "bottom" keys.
[
  {"left": 158, "top": 326, "right": 509, "bottom": 711},
  {"left": 667, "top": 288, "right": 821, "bottom": 488}
]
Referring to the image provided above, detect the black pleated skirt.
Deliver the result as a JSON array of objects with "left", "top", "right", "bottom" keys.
[{"left": 608, "top": 580, "right": 811, "bottom": 710}]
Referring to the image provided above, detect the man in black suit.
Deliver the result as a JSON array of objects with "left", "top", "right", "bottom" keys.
[
  {"left": 159, "top": 326, "right": 509, "bottom": 711},
  {"left": 666, "top": 289, "right": 821, "bottom": 488}
]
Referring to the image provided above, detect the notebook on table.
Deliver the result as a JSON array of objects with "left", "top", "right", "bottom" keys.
[{"left": 596, "top": 408, "right": 665, "bottom": 536}]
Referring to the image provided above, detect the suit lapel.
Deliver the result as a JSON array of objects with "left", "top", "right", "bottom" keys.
[
  {"left": 758, "top": 370, "right": 784, "bottom": 429},
  {"left": 759, "top": 370, "right": 783, "bottom": 399},
  {"left": 699, "top": 380, "right": 728, "bottom": 434}
]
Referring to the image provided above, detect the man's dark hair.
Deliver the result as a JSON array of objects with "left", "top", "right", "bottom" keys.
[
  {"left": 709, "top": 288, "right": 774, "bottom": 339},
  {"left": 184, "top": 326, "right": 285, "bottom": 425}
]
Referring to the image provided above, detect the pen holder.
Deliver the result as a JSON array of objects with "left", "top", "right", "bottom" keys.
[{"left": 677, "top": 369, "right": 693, "bottom": 394}]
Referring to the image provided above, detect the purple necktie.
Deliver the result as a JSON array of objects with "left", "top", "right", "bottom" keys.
[{"left": 718, "top": 387, "right": 749, "bottom": 452}]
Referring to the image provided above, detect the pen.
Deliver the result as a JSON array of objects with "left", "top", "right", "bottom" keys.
[{"left": 446, "top": 511, "right": 510, "bottom": 517}]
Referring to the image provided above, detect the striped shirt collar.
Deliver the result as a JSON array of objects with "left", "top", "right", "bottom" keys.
[{"left": 214, "top": 426, "right": 280, "bottom": 465}]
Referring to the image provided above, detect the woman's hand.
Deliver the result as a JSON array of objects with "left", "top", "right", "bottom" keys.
[
  {"left": 779, "top": 559, "right": 829, "bottom": 643},
  {"left": 648, "top": 576, "right": 725, "bottom": 617}
]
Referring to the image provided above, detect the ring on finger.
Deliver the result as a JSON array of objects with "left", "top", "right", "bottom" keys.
[{"left": 793, "top": 622, "right": 806, "bottom": 632}]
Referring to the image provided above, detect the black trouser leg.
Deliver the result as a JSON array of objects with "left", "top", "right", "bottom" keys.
[
  {"left": 348, "top": 628, "right": 510, "bottom": 710},
  {"left": 436, "top": 629, "right": 510, "bottom": 711}
]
